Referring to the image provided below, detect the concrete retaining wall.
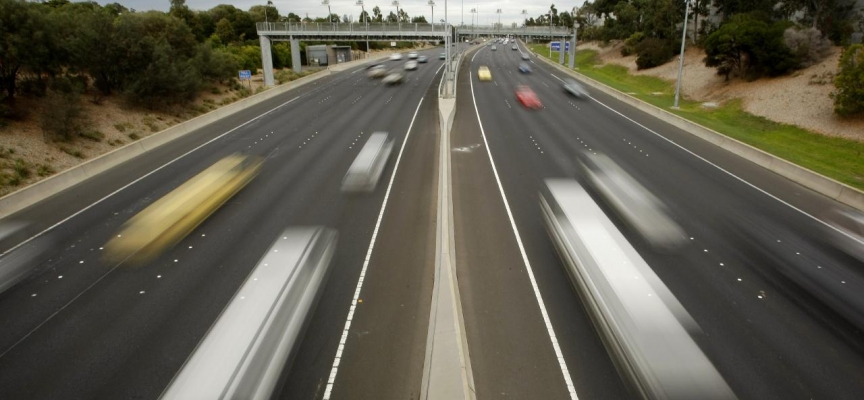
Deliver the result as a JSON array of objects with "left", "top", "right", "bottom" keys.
[
  {"left": 535, "top": 53, "right": 864, "bottom": 212},
  {"left": 0, "top": 56, "right": 394, "bottom": 220}
]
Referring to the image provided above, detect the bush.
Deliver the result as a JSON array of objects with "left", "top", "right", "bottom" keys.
[
  {"left": 40, "top": 91, "right": 86, "bottom": 142},
  {"left": 704, "top": 14, "right": 797, "bottom": 80},
  {"left": 636, "top": 38, "right": 674, "bottom": 70},
  {"left": 784, "top": 27, "right": 833, "bottom": 68},
  {"left": 832, "top": 44, "right": 864, "bottom": 117},
  {"left": 622, "top": 32, "right": 644, "bottom": 57}
]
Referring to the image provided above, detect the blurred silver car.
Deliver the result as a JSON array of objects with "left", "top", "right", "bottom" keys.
[
  {"left": 563, "top": 79, "right": 588, "bottom": 98},
  {"left": 408, "top": 51, "right": 418, "bottom": 59},
  {"left": 367, "top": 64, "right": 387, "bottom": 78},
  {"left": 389, "top": 53, "right": 403, "bottom": 61},
  {"left": 382, "top": 71, "right": 404, "bottom": 85},
  {"left": 404, "top": 60, "right": 418, "bottom": 70}
]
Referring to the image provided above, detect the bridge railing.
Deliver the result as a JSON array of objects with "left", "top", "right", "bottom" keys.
[{"left": 257, "top": 22, "right": 447, "bottom": 34}]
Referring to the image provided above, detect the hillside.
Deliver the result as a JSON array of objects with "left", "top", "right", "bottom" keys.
[{"left": 580, "top": 41, "right": 864, "bottom": 142}]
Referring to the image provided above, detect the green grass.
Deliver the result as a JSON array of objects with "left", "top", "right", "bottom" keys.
[{"left": 529, "top": 44, "right": 864, "bottom": 190}]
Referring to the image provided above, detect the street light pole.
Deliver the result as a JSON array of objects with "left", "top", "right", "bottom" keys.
[
  {"left": 496, "top": 9, "right": 501, "bottom": 33},
  {"left": 428, "top": 1, "right": 435, "bottom": 32},
  {"left": 673, "top": 0, "right": 691, "bottom": 109},
  {"left": 356, "top": 0, "right": 369, "bottom": 56},
  {"left": 392, "top": 1, "right": 400, "bottom": 28},
  {"left": 470, "top": 8, "right": 475, "bottom": 39},
  {"left": 522, "top": 9, "right": 527, "bottom": 41},
  {"left": 321, "top": 0, "right": 332, "bottom": 24}
]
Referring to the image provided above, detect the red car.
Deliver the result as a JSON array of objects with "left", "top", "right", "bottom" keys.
[{"left": 515, "top": 85, "right": 542, "bottom": 109}]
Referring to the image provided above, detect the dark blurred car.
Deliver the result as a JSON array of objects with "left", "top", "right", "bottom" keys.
[
  {"left": 515, "top": 85, "right": 542, "bottom": 109},
  {"left": 518, "top": 62, "right": 532, "bottom": 74},
  {"left": 417, "top": 55, "right": 429, "bottom": 63},
  {"left": 563, "top": 79, "right": 588, "bottom": 98}
]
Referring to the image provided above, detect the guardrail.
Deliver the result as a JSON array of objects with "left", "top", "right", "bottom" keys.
[{"left": 257, "top": 22, "right": 446, "bottom": 34}]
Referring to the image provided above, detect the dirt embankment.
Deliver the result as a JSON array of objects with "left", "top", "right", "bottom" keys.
[{"left": 580, "top": 41, "right": 864, "bottom": 142}]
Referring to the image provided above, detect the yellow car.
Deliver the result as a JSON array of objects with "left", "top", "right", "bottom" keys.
[
  {"left": 104, "top": 154, "right": 262, "bottom": 264},
  {"left": 478, "top": 66, "right": 492, "bottom": 81}
]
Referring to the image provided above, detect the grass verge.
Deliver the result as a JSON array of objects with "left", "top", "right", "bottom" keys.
[{"left": 529, "top": 44, "right": 864, "bottom": 191}]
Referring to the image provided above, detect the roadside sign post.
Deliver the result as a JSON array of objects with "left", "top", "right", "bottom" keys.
[{"left": 239, "top": 70, "right": 252, "bottom": 89}]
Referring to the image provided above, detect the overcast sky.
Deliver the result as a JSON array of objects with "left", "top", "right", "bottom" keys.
[{"left": 93, "top": 0, "right": 588, "bottom": 26}]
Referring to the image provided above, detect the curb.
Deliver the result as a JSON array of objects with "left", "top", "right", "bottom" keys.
[
  {"left": 534, "top": 50, "right": 864, "bottom": 212},
  {"left": 420, "top": 46, "right": 478, "bottom": 400},
  {"left": 0, "top": 56, "right": 390, "bottom": 220}
]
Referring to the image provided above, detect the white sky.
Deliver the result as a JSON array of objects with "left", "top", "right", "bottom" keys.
[{"left": 93, "top": 0, "right": 589, "bottom": 26}]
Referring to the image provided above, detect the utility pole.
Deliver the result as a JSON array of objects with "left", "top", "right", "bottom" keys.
[
  {"left": 322, "top": 0, "right": 331, "bottom": 24},
  {"left": 428, "top": 1, "right": 435, "bottom": 32},
  {"left": 392, "top": 1, "right": 400, "bottom": 27},
  {"left": 496, "top": 9, "right": 501, "bottom": 33},
  {"left": 356, "top": 0, "right": 369, "bottom": 55},
  {"left": 673, "top": 0, "right": 691, "bottom": 109},
  {"left": 470, "top": 8, "right": 476, "bottom": 39}
]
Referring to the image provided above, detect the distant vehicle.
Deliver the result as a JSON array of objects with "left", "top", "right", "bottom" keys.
[
  {"left": 518, "top": 62, "right": 532, "bottom": 74},
  {"left": 404, "top": 60, "right": 418, "bottom": 70},
  {"left": 491, "top": 45, "right": 497, "bottom": 51},
  {"left": 417, "top": 55, "right": 429, "bottom": 63},
  {"left": 563, "top": 78, "right": 588, "bottom": 98},
  {"left": 521, "top": 52, "right": 530, "bottom": 60},
  {"left": 511, "top": 45, "right": 518, "bottom": 50},
  {"left": 439, "top": 52, "right": 446, "bottom": 59},
  {"left": 367, "top": 64, "right": 387, "bottom": 78},
  {"left": 342, "top": 132, "right": 394, "bottom": 192},
  {"left": 390, "top": 53, "right": 403, "bottom": 61},
  {"left": 408, "top": 51, "right": 418, "bottom": 59},
  {"left": 382, "top": 71, "right": 404, "bottom": 85},
  {"left": 515, "top": 85, "right": 542, "bottom": 109},
  {"left": 478, "top": 66, "right": 492, "bottom": 81}
]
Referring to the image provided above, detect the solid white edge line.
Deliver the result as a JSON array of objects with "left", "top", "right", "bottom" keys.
[
  {"left": 539, "top": 57, "right": 863, "bottom": 246},
  {"left": 468, "top": 51, "right": 579, "bottom": 400},
  {"left": 0, "top": 67, "right": 373, "bottom": 259},
  {"left": 322, "top": 91, "right": 430, "bottom": 400}
]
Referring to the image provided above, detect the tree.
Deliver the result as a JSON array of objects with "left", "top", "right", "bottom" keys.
[
  {"left": 398, "top": 9, "right": 410, "bottom": 23},
  {"left": 170, "top": 0, "right": 194, "bottom": 26},
  {"left": 215, "top": 17, "right": 236, "bottom": 43},
  {"left": 411, "top": 16, "right": 427, "bottom": 23},
  {"left": 286, "top": 12, "right": 301, "bottom": 23},
  {"left": 832, "top": 44, "right": 864, "bottom": 116},
  {"left": 359, "top": 11, "right": 370, "bottom": 23},
  {"left": 0, "top": 0, "right": 55, "bottom": 103},
  {"left": 372, "top": 6, "right": 382, "bottom": 22},
  {"left": 249, "top": 4, "right": 280, "bottom": 23},
  {"left": 386, "top": 11, "right": 397, "bottom": 23},
  {"left": 703, "top": 14, "right": 796, "bottom": 80}
]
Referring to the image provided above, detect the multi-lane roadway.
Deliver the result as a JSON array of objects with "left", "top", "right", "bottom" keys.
[{"left": 0, "top": 39, "right": 862, "bottom": 400}]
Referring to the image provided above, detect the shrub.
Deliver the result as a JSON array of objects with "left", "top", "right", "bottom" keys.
[
  {"left": 704, "top": 14, "right": 796, "bottom": 80},
  {"left": 622, "top": 32, "right": 644, "bottom": 57},
  {"left": 40, "top": 91, "right": 86, "bottom": 142},
  {"left": 128, "top": 132, "right": 141, "bottom": 140},
  {"left": 636, "top": 38, "right": 675, "bottom": 70},
  {"left": 37, "top": 164, "right": 55, "bottom": 177},
  {"left": 13, "top": 159, "right": 31, "bottom": 179},
  {"left": 784, "top": 27, "right": 833, "bottom": 68},
  {"left": 80, "top": 130, "right": 105, "bottom": 141},
  {"left": 832, "top": 44, "right": 864, "bottom": 117}
]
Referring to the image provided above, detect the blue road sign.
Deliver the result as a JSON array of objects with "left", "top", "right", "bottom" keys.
[
  {"left": 239, "top": 70, "right": 252, "bottom": 80},
  {"left": 550, "top": 42, "right": 571, "bottom": 52}
]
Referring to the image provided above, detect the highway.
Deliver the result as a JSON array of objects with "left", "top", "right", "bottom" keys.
[
  {"left": 453, "top": 41, "right": 864, "bottom": 399},
  {"left": 0, "top": 47, "right": 448, "bottom": 399},
  {"left": 0, "top": 38, "right": 863, "bottom": 400}
]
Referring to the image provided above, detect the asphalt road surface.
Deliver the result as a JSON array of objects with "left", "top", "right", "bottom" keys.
[
  {"left": 451, "top": 41, "right": 864, "bottom": 399},
  {"left": 0, "top": 47, "right": 447, "bottom": 400}
]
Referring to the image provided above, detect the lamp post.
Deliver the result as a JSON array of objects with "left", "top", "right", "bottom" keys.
[
  {"left": 428, "top": 1, "right": 435, "bottom": 32},
  {"left": 470, "top": 8, "right": 476, "bottom": 38},
  {"left": 392, "top": 1, "right": 400, "bottom": 27},
  {"left": 673, "top": 0, "right": 691, "bottom": 109},
  {"left": 322, "top": 0, "right": 332, "bottom": 24},
  {"left": 522, "top": 9, "right": 527, "bottom": 40},
  {"left": 356, "top": 0, "right": 369, "bottom": 55},
  {"left": 496, "top": 9, "right": 501, "bottom": 33}
]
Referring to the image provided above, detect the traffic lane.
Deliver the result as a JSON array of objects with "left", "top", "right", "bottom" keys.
[
  {"left": 0, "top": 61, "right": 431, "bottom": 351},
  {"left": 278, "top": 64, "right": 447, "bottom": 399},
  {"left": 451, "top": 50, "right": 619, "bottom": 399},
  {"left": 472, "top": 58, "right": 864, "bottom": 398},
  {"left": 0, "top": 64, "right": 374, "bottom": 254},
  {"left": 323, "top": 73, "right": 440, "bottom": 400},
  {"left": 465, "top": 63, "right": 634, "bottom": 399},
  {"left": 0, "top": 64, "right": 442, "bottom": 399}
]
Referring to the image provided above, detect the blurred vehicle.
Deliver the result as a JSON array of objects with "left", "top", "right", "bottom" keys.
[
  {"left": 477, "top": 66, "right": 492, "bottom": 81},
  {"left": 491, "top": 45, "right": 497, "bottom": 51},
  {"left": 576, "top": 152, "right": 687, "bottom": 250},
  {"left": 439, "top": 52, "right": 446, "bottom": 59},
  {"left": 390, "top": 53, "right": 403, "bottom": 61},
  {"left": 104, "top": 154, "right": 262, "bottom": 264},
  {"left": 824, "top": 209, "right": 864, "bottom": 262},
  {"left": 518, "top": 62, "right": 532, "bottom": 74},
  {"left": 365, "top": 62, "right": 382, "bottom": 69},
  {"left": 382, "top": 71, "right": 404, "bottom": 85},
  {"left": 417, "top": 55, "right": 429, "bottom": 63},
  {"left": 511, "top": 45, "right": 518, "bottom": 50},
  {"left": 408, "top": 51, "right": 418, "bottom": 59},
  {"left": 563, "top": 78, "right": 588, "bottom": 98},
  {"left": 0, "top": 222, "right": 54, "bottom": 295},
  {"left": 367, "top": 64, "right": 387, "bottom": 78},
  {"left": 540, "top": 179, "right": 736, "bottom": 400},
  {"left": 515, "top": 85, "right": 542, "bottom": 109},
  {"left": 404, "top": 60, "right": 418, "bottom": 70},
  {"left": 161, "top": 227, "right": 337, "bottom": 400},
  {"left": 521, "top": 53, "right": 530, "bottom": 60},
  {"left": 342, "top": 132, "right": 394, "bottom": 192}
]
